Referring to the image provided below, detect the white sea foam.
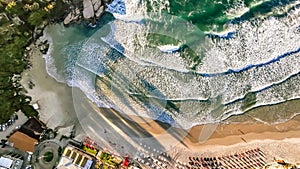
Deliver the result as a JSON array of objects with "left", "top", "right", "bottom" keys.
[
  {"left": 42, "top": 0, "right": 300, "bottom": 128},
  {"left": 40, "top": 32, "right": 65, "bottom": 83},
  {"left": 106, "top": 0, "right": 145, "bottom": 21},
  {"left": 200, "top": 17, "right": 300, "bottom": 74},
  {"left": 96, "top": 2, "right": 300, "bottom": 128}
]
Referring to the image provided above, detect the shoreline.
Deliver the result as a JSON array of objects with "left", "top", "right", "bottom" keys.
[{"left": 21, "top": 44, "right": 300, "bottom": 165}]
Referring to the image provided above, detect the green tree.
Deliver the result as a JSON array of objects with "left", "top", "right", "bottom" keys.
[
  {"left": 28, "top": 10, "right": 46, "bottom": 27},
  {"left": 21, "top": 105, "right": 38, "bottom": 118}
]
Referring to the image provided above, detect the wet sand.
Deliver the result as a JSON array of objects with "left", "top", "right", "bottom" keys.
[{"left": 21, "top": 45, "right": 300, "bottom": 165}]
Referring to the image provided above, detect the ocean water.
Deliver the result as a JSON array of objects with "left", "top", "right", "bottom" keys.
[{"left": 44, "top": 0, "right": 300, "bottom": 129}]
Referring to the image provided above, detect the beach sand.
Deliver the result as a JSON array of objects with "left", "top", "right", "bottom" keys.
[
  {"left": 20, "top": 45, "right": 81, "bottom": 131},
  {"left": 21, "top": 45, "right": 300, "bottom": 165}
]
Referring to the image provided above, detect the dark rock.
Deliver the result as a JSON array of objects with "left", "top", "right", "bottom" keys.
[
  {"left": 64, "top": 7, "right": 81, "bottom": 25},
  {"left": 38, "top": 40, "right": 49, "bottom": 54},
  {"left": 95, "top": 6, "right": 104, "bottom": 18}
]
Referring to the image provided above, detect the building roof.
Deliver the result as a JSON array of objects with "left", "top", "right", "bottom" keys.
[
  {"left": 56, "top": 145, "right": 94, "bottom": 169},
  {"left": 8, "top": 131, "right": 38, "bottom": 152},
  {"left": 19, "top": 117, "right": 46, "bottom": 140},
  {"left": 0, "top": 157, "right": 13, "bottom": 168},
  {"left": 0, "top": 155, "right": 23, "bottom": 169}
]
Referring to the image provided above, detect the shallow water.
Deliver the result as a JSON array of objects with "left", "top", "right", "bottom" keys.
[{"left": 43, "top": 0, "right": 300, "bottom": 129}]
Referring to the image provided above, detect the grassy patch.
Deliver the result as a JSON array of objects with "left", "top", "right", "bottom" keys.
[{"left": 43, "top": 151, "right": 54, "bottom": 162}]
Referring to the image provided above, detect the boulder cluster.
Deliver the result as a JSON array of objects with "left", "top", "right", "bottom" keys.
[{"left": 63, "top": 0, "right": 113, "bottom": 25}]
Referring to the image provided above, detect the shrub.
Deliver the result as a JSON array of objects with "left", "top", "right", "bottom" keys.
[
  {"left": 28, "top": 10, "right": 46, "bottom": 27},
  {"left": 21, "top": 105, "right": 38, "bottom": 118}
]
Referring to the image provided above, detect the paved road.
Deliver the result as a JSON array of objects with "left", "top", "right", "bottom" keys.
[{"left": 0, "top": 111, "right": 28, "bottom": 140}]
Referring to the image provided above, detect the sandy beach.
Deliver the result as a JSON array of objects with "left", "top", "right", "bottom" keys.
[
  {"left": 21, "top": 44, "right": 300, "bottom": 166},
  {"left": 20, "top": 45, "right": 81, "bottom": 132}
]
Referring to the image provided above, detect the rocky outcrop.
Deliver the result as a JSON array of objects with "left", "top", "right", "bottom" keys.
[
  {"left": 0, "top": 13, "right": 9, "bottom": 25},
  {"left": 12, "top": 16, "right": 24, "bottom": 26},
  {"left": 83, "top": 0, "right": 94, "bottom": 19},
  {"left": 64, "top": 7, "right": 81, "bottom": 25},
  {"left": 95, "top": 6, "right": 104, "bottom": 18},
  {"left": 37, "top": 40, "right": 49, "bottom": 54},
  {"left": 92, "top": 0, "right": 102, "bottom": 11},
  {"left": 63, "top": 0, "right": 113, "bottom": 26}
]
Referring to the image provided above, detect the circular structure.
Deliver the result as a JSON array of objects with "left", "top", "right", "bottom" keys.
[
  {"left": 33, "top": 140, "right": 61, "bottom": 169},
  {"left": 43, "top": 151, "right": 54, "bottom": 162}
]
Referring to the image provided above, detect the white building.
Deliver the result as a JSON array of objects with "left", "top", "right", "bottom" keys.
[{"left": 0, "top": 155, "right": 23, "bottom": 169}]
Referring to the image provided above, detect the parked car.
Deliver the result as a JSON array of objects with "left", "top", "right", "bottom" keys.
[
  {"left": 25, "top": 165, "right": 33, "bottom": 169},
  {"left": 1, "top": 124, "right": 6, "bottom": 131},
  {"left": 7, "top": 120, "right": 12, "bottom": 125},
  {"left": 27, "top": 153, "right": 32, "bottom": 163}
]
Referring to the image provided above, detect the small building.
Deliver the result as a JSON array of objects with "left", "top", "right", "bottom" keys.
[
  {"left": 7, "top": 131, "right": 38, "bottom": 153},
  {"left": 0, "top": 155, "right": 23, "bottom": 169},
  {"left": 32, "top": 103, "right": 40, "bottom": 110},
  {"left": 56, "top": 145, "right": 94, "bottom": 169},
  {"left": 18, "top": 117, "right": 46, "bottom": 140},
  {"left": 7, "top": 117, "right": 45, "bottom": 153}
]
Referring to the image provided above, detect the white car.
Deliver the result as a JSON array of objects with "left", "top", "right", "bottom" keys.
[
  {"left": 27, "top": 153, "right": 32, "bottom": 162},
  {"left": 1, "top": 125, "right": 6, "bottom": 131},
  {"left": 25, "top": 165, "right": 33, "bottom": 169}
]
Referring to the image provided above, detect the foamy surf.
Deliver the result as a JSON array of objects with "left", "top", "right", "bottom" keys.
[
  {"left": 41, "top": 0, "right": 300, "bottom": 129},
  {"left": 39, "top": 32, "right": 66, "bottom": 83}
]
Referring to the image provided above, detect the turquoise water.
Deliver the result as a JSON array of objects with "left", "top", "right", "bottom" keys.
[
  {"left": 44, "top": 0, "right": 300, "bottom": 128},
  {"left": 145, "top": 0, "right": 298, "bottom": 31}
]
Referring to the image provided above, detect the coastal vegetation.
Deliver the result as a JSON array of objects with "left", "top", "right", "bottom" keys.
[
  {"left": 97, "top": 151, "right": 122, "bottom": 168},
  {"left": 0, "top": 0, "right": 67, "bottom": 123}
]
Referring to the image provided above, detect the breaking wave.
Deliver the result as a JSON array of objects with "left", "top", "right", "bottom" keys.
[{"left": 43, "top": 0, "right": 300, "bottom": 129}]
